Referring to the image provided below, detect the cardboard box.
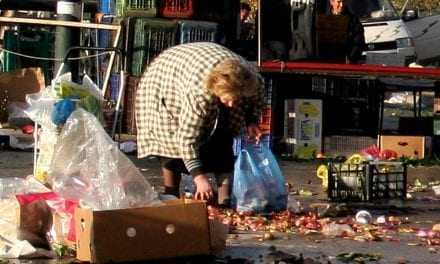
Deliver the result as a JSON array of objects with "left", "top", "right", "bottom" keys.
[
  {"left": 0, "top": 67, "right": 45, "bottom": 122},
  {"left": 284, "top": 99, "right": 322, "bottom": 159},
  {"left": 75, "top": 199, "right": 226, "bottom": 263},
  {"left": 379, "top": 135, "right": 431, "bottom": 159}
]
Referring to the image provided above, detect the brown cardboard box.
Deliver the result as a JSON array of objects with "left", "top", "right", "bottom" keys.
[
  {"left": 75, "top": 199, "right": 225, "bottom": 263},
  {"left": 379, "top": 135, "right": 431, "bottom": 159},
  {"left": 0, "top": 67, "right": 45, "bottom": 122}
]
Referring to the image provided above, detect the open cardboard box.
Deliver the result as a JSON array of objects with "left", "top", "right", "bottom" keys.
[{"left": 75, "top": 199, "right": 227, "bottom": 263}]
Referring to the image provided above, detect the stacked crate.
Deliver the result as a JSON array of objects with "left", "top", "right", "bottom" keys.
[
  {"left": 178, "top": 20, "right": 219, "bottom": 44},
  {"left": 129, "top": 18, "right": 178, "bottom": 76},
  {"left": 117, "top": 0, "right": 158, "bottom": 17},
  {"left": 115, "top": 0, "right": 226, "bottom": 134},
  {"left": 160, "top": 0, "right": 194, "bottom": 18},
  {"left": 3, "top": 28, "right": 55, "bottom": 85}
]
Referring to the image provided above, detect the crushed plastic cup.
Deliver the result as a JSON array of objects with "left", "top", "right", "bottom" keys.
[
  {"left": 355, "top": 210, "right": 373, "bottom": 224},
  {"left": 376, "top": 215, "right": 387, "bottom": 224},
  {"left": 322, "top": 223, "right": 355, "bottom": 237},
  {"left": 432, "top": 185, "right": 440, "bottom": 196},
  {"left": 119, "top": 141, "right": 137, "bottom": 153}
]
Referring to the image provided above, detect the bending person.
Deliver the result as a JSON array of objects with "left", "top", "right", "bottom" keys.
[{"left": 136, "top": 42, "right": 264, "bottom": 206}]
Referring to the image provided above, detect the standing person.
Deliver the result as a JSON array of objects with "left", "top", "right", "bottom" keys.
[
  {"left": 327, "top": 0, "right": 366, "bottom": 63},
  {"left": 136, "top": 42, "right": 264, "bottom": 206},
  {"left": 236, "top": 2, "right": 257, "bottom": 60},
  {"left": 239, "top": 2, "right": 253, "bottom": 40},
  {"left": 240, "top": 2, "right": 251, "bottom": 24},
  {"left": 260, "top": 0, "right": 292, "bottom": 61}
]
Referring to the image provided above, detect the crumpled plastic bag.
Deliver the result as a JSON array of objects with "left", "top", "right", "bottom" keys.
[
  {"left": 25, "top": 88, "right": 58, "bottom": 130},
  {"left": 51, "top": 99, "right": 76, "bottom": 126},
  {"left": 15, "top": 192, "right": 78, "bottom": 250},
  {"left": 361, "top": 145, "right": 398, "bottom": 160},
  {"left": 232, "top": 142, "right": 288, "bottom": 214},
  {"left": 49, "top": 108, "right": 159, "bottom": 210},
  {"left": 7, "top": 101, "right": 32, "bottom": 128}
]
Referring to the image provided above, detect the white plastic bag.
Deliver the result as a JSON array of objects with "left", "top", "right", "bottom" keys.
[{"left": 49, "top": 109, "right": 159, "bottom": 210}]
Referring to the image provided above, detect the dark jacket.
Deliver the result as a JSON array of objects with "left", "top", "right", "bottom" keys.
[{"left": 344, "top": 11, "right": 366, "bottom": 63}]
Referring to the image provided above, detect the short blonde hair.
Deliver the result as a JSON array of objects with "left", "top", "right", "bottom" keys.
[{"left": 205, "top": 59, "right": 259, "bottom": 99}]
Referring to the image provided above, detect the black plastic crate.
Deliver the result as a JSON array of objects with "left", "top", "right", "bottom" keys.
[{"left": 327, "top": 161, "right": 407, "bottom": 202}]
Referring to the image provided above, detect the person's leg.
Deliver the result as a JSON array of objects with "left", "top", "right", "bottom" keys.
[
  {"left": 162, "top": 168, "right": 181, "bottom": 197},
  {"left": 160, "top": 158, "right": 185, "bottom": 197},
  {"left": 215, "top": 172, "right": 233, "bottom": 207}
]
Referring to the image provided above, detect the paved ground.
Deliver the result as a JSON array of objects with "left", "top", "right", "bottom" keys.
[{"left": 1, "top": 149, "right": 440, "bottom": 263}]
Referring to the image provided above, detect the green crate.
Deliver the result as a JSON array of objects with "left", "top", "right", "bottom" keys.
[
  {"left": 129, "top": 18, "right": 177, "bottom": 76},
  {"left": 116, "top": 0, "right": 157, "bottom": 17},
  {"left": 3, "top": 29, "right": 55, "bottom": 85}
]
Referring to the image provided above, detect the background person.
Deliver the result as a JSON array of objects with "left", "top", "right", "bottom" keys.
[
  {"left": 327, "top": 0, "right": 366, "bottom": 63},
  {"left": 135, "top": 42, "right": 264, "bottom": 206},
  {"left": 260, "top": 0, "right": 292, "bottom": 61},
  {"left": 239, "top": 2, "right": 254, "bottom": 40}
]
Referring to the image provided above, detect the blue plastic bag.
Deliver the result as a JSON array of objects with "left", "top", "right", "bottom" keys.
[
  {"left": 232, "top": 142, "right": 288, "bottom": 214},
  {"left": 51, "top": 98, "right": 76, "bottom": 126}
]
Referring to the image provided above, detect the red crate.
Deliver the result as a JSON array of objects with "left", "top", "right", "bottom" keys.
[
  {"left": 259, "top": 107, "right": 272, "bottom": 135},
  {"left": 160, "top": 0, "right": 194, "bottom": 18}
]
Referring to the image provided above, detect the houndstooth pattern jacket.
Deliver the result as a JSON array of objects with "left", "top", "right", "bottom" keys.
[{"left": 135, "top": 42, "right": 264, "bottom": 171}]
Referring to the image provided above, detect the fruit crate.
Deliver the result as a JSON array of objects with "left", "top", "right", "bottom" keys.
[
  {"left": 177, "top": 20, "right": 219, "bottom": 44},
  {"left": 327, "top": 161, "right": 407, "bottom": 202},
  {"left": 259, "top": 107, "right": 272, "bottom": 135},
  {"left": 324, "top": 135, "right": 377, "bottom": 157},
  {"left": 128, "top": 18, "right": 178, "bottom": 76},
  {"left": 116, "top": 0, "right": 157, "bottom": 17},
  {"left": 160, "top": 0, "right": 194, "bottom": 18}
]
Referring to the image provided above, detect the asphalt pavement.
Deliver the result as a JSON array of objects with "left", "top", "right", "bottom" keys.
[{"left": 1, "top": 149, "right": 440, "bottom": 263}]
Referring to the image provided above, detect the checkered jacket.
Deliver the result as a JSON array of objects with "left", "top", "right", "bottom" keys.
[{"left": 136, "top": 42, "right": 264, "bottom": 173}]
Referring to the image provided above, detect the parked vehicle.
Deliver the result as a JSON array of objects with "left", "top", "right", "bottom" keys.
[
  {"left": 289, "top": 0, "right": 417, "bottom": 65},
  {"left": 405, "top": 14, "right": 440, "bottom": 66}
]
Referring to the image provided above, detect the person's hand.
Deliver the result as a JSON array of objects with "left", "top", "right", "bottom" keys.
[
  {"left": 247, "top": 123, "right": 262, "bottom": 143},
  {"left": 193, "top": 174, "right": 214, "bottom": 201},
  {"left": 95, "top": 12, "right": 104, "bottom": 23}
]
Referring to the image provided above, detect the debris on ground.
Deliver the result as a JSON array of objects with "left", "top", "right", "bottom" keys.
[
  {"left": 208, "top": 204, "right": 440, "bottom": 252},
  {"left": 336, "top": 252, "right": 382, "bottom": 263}
]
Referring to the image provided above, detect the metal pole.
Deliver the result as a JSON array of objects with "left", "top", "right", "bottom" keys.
[
  {"left": 257, "top": 0, "right": 262, "bottom": 67},
  {"left": 54, "top": 0, "right": 81, "bottom": 82}
]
